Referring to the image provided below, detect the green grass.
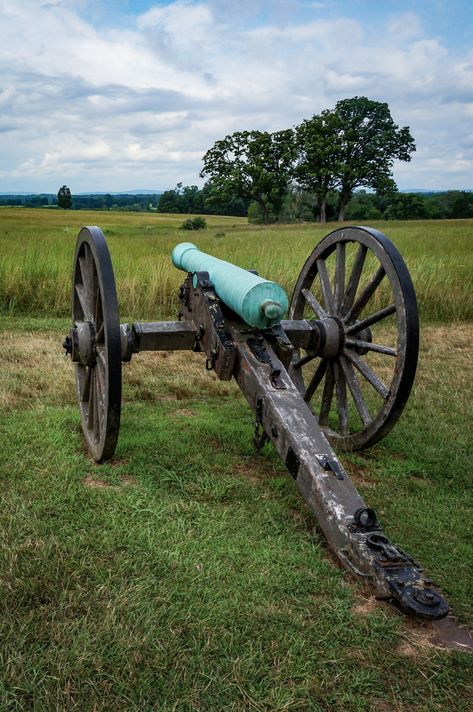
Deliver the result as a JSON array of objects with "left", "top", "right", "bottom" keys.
[
  {"left": 1, "top": 209, "right": 473, "bottom": 322},
  {"left": 0, "top": 209, "right": 472, "bottom": 709},
  {"left": 0, "top": 318, "right": 472, "bottom": 710}
]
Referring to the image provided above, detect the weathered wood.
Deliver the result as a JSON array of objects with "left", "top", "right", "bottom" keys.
[{"left": 132, "top": 321, "right": 197, "bottom": 351}]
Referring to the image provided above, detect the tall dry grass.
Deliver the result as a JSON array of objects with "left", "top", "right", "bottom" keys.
[{"left": 1, "top": 208, "right": 472, "bottom": 322}]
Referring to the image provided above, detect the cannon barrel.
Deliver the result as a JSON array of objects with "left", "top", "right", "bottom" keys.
[{"left": 171, "top": 242, "right": 288, "bottom": 329}]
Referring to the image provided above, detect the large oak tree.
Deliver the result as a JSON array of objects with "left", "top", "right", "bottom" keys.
[
  {"left": 296, "top": 97, "right": 415, "bottom": 222},
  {"left": 200, "top": 129, "right": 296, "bottom": 224}
]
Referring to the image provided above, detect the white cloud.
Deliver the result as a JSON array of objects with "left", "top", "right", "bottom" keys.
[{"left": 0, "top": 0, "right": 472, "bottom": 191}]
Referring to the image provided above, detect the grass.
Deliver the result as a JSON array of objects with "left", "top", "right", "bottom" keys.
[
  {"left": 1, "top": 208, "right": 473, "bottom": 322},
  {"left": 0, "top": 209, "right": 472, "bottom": 709},
  {"left": 0, "top": 318, "right": 472, "bottom": 710}
]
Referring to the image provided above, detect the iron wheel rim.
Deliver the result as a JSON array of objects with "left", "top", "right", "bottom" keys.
[
  {"left": 72, "top": 226, "right": 121, "bottom": 462},
  {"left": 288, "top": 226, "right": 419, "bottom": 451}
]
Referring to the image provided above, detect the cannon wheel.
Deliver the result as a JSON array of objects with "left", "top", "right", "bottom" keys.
[
  {"left": 289, "top": 226, "right": 419, "bottom": 451},
  {"left": 72, "top": 227, "right": 121, "bottom": 462}
]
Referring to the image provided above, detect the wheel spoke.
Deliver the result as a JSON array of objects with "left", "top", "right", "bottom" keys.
[
  {"left": 302, "top": 288, "right": 326, "bottom": 319},
  {"left": 96, "top": 347, "right": 106, "bottom": 369},
  {"left": 75, "top": 284, "right": 90, "bottom": 319},
  {"left": 339, "top": 355, "right": 371, "bottom": 426},
  {"left": 93, "top": 370, "right": 100, "bottom": 440},
  {"left": 95, "top": 322, "right": 104, "bottom": 343},
  {"left": 95, "top": 349, "right": 106, "bottom": 396},
  {"left": 345, "top": 304, "right": 396, "bottom": 335},
  {"left": 293, "top": 351, "right": 317, "bottom": 370},
  {"left": 343, "top": 348, "right": 390, "bottom": 399},
  {"left": 86, "top": 244, "right": 94, "bottom": 287},
  {"left": 87, "top": 369, "right": 96, "bottom": 430},
  {"left": 319, "top": 362, "right": 334, "bottom": 426},
  {"left": 344, "top": 265, "right": 386, "bottom": 323},
  {"left": 334, "top": 242, "right": 346, "bottom": 313},
  {"left": 333, "top": 361, "right": 348, "bottom": 435},
  {"left": 78, "top": 255, "right": 92, "bottom": 298},
  {"left": 92, "top": 287, "right": 100, "bottom": 326},
  {"left": 316, "top": 259, "right": 337, "bottom": 314},
  {"left": 341, "top": 244, "right": 367, "bottom": 316},
  {"left": 80, "top": 366, "right": 92, "bottom": 402},
  {"left": 304, "top": 358, "right": 327, "bottom": 401},
  {"left": 345, "top": 338, "right": 397, "bottom": 357}
]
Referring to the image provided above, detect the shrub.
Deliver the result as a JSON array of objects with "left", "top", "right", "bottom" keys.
[{"left": 180, "top": 216, "right": 207, "bottom": 230}]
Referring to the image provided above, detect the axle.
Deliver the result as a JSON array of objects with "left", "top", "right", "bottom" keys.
[{"left": 112, "top": 317, "right": 369, "bottom": 363}]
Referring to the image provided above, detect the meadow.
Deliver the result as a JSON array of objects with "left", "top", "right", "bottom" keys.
[
  {"left": 1, "top": 208, "right": 473, "bottom": 323},
  {"left": 0, "top": 208, "right": 472, "bottom": 710}
]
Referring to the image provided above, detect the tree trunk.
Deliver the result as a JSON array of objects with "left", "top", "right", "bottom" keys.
[
  {"left": 338, "top": 190, "right": 351, "bottom": 222},
  {"left": 261, "top": 203, "right": 270, "bottom": 224},
  {"left": 319, "top": 198, "right": 327, "bottom": 224}
]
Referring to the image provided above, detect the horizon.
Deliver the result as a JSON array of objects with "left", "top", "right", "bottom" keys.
[{"left": 2, "top": 187, "right": 473, "bottom": 197}]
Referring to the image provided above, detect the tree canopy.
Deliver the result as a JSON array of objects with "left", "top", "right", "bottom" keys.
[
  {"left": 295, "top": 97, "right": 415, "bottom": 221},
  {"left": 199, "top": 97, "right": 415, "bottom": 223},
  {"left": 200, "top": 130, "right": 297, "bottom": 224},
  {"left": 332, "top": 97, "right": 415, "bottom": 220},
  {"left": 295, "top": 110, "right": 343, "bottom": 223}
]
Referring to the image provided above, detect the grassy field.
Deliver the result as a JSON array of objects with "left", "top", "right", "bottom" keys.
[
  {"left": 1, "top": 208, "right": 473, "bottom": 322},
  {"left": 0, "top": 209, "right": 472, "bottom": 710}
]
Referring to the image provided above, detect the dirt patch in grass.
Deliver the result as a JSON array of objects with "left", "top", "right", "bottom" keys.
[
  {"left": 170, "top": 408, "right": 195, "bottom": 419},
  {"left": 232, "top": 457, "right": 282, "bottom": 482},
  {"left": 351, "top": 593, "right": 378, "bottom": 616},
  {"left": 396, "top": 618, "right": 444, "bottom": 657},
  {"left": 344, "top": 461, "right": 376, "bottom": 488},
  {"left": 83, "top": 475, "right": 136, "bottom": 489}
]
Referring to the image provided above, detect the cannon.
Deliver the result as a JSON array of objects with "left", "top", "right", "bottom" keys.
[{"left": 63, "top": 225, "right": 449, "bottom": 620}]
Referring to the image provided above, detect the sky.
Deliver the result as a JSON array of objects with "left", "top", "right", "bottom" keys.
[{"left": 0, "top": 0, "right": 472, "bottom": 193}]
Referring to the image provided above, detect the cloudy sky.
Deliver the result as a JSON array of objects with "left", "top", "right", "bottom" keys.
[{"left": 1, "top": 0, "right": 472, "bottom": 193}]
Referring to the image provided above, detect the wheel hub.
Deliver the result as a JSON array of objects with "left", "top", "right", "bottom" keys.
[
  {"left": 318, "top": 317, "right": 345, "bottom": 359},
  {"left": 69, "top": 322, "right": 96, "bottom": 366}
]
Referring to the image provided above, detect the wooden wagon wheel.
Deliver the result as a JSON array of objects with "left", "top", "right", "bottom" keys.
[
  {"left": 69, "top": 226, "right": 121, "bottom": 462},
  {"left": 289, "top": 226, "right": 419, "bottom": 451}
]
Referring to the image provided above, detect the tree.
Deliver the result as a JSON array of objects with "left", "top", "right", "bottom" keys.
[
  {"left": 384, "top": 193, "right": 428, "bottom": 220},
  {"left": 295, "top": 110, "right": 343, "bottom": 223},
  {"left": 332, "top": 97, "right": 415, "bottom": 221},
  {"left": 157, "top": 185, "right": 183, "bottom": 213},
  {"left": 200, "top": 130, "right": 297, "bottom": 224},
  {"left": 57, "top": 185, "right": 72, "bottom": 209},
  {"left": 345, "top": 189, "right": 383, "bottom": 221},
  {"left": 295, "top": 97, "right": 415, "bottom": 222}
]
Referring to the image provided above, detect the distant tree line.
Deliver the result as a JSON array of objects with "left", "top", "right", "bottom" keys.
[
  {"left": 0, "top": 193, "right": 162, "bottom": 211},
  {"left": 156, "top": 182, "right": 249, "bottom": 216},
  {"left": 1, "top": 187, "right": 472, "bottom": 222},
  {"left": 0, "top": 185, "right": 250, "bottom": 215},
  {"left": 270, "top": 188, "right": 473, "bottom": 223}
]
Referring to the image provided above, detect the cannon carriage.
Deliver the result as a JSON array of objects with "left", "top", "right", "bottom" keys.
[{"left": 63, "top": 225, "right": 448, "bottom": 620}]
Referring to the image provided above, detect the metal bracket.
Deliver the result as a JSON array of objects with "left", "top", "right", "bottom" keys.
[
  {"left": 317, "top": 455, "right": 345, "bottom": 481},
  {"left": 285, "top": 446, "right": 300, "bottom": 479},
  {"left": 178, "top": 273, "right": 236, "bottom": 380},
  {"left": 253, "top": 396, "right": 269, "bottom": 451},
  {"left": 365, "top": 533, "right": 449, "bottom": 619},
  {"left": 247, "top": 336, "right": 286, "bottom": 389}
]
